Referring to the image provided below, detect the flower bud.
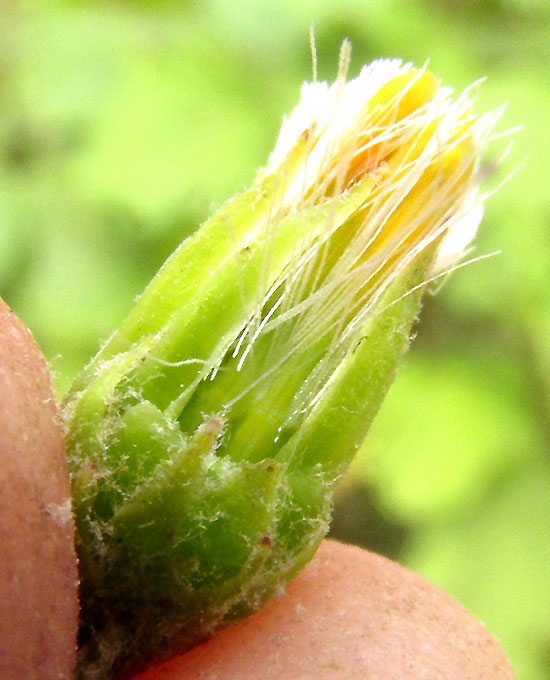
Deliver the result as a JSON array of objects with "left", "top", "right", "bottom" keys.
[{"left": 64, "top": 53, "right": 500, "bottom": 679}]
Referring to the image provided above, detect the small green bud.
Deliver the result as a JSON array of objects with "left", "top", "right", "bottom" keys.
[{"left": 64, "top": 52, "right": 500, "bottom": 678}]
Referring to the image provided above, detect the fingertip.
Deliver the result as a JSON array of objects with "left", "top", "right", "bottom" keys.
[
  {"left": 0, "top": 299, "right": 79, "bottom": 680},
  {"left": 134, "top": 540, "right": 516, "bottom": 679}
]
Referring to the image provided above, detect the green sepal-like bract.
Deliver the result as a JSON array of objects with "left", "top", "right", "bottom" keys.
[{"left": 67, "top": 245, "right": 429, "bottom": 679}]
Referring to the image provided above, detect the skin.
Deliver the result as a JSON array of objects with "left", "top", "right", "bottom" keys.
[
  {"left": 0, "top": 298, "right": 517, "bottom": 679},
  {"left": 0, "top": 298, "right": 78, "bottom": 679},
  {"left": 134, "top": 540, "right": 517, "bottom": 680}
]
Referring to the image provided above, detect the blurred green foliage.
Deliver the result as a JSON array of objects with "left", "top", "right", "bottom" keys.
[{"left": 1, "top": 1, "right": 548, "bottom": 678}]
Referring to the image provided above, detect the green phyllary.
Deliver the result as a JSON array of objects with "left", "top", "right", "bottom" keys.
[{"left": 63, "top": 51, "right": 500, "bottom": 678}]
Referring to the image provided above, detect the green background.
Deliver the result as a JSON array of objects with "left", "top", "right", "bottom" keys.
[{"left": 1, "top": 1, "right": 548, "bottom": 677}]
